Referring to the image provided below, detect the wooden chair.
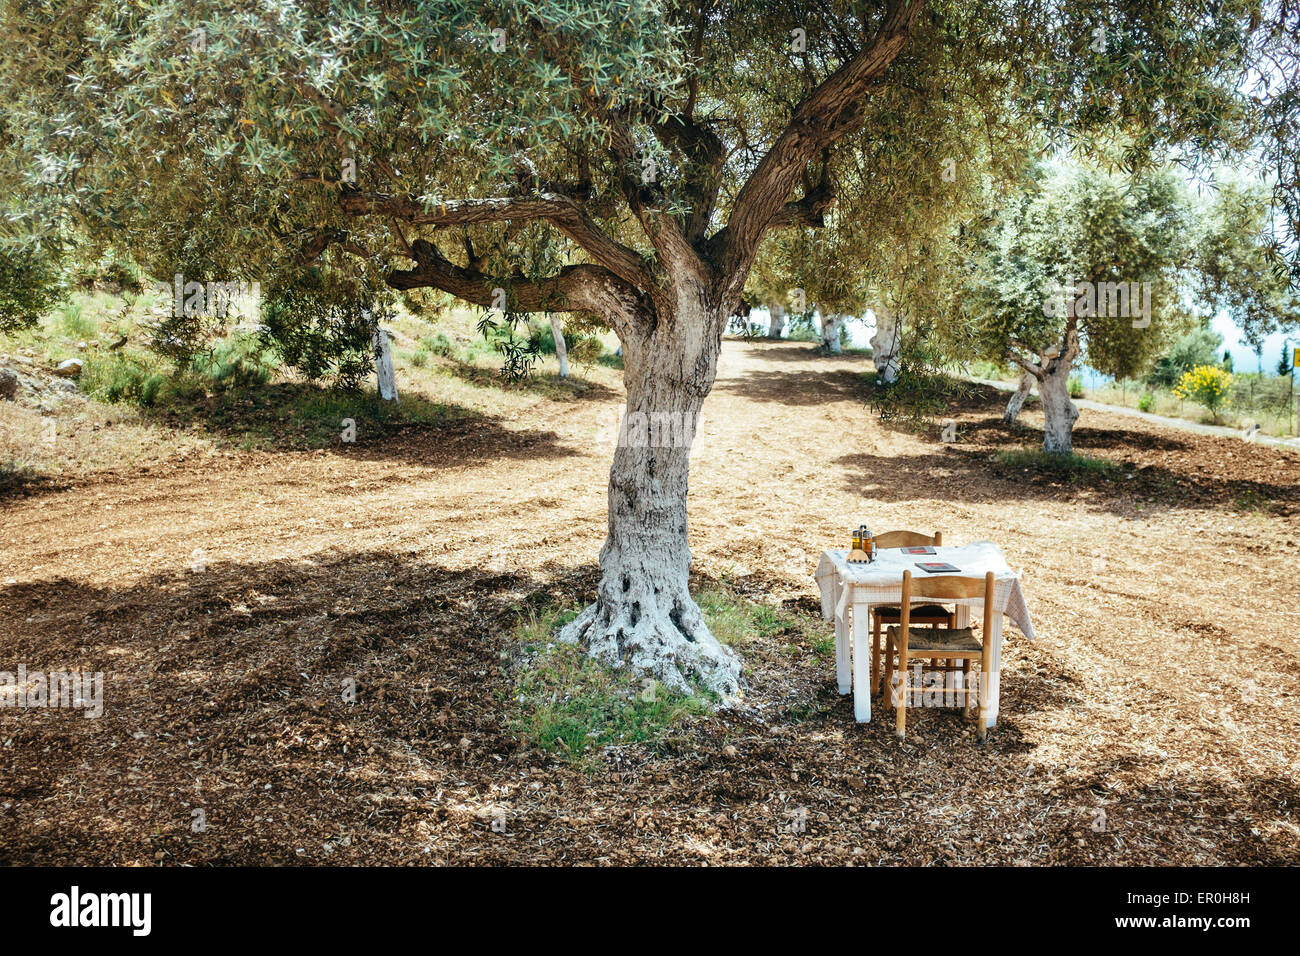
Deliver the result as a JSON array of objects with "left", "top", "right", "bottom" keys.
[
  {"left": 884, "top": 570, "right": 995, "bottom": 739},
  {"left": 869, "top": 531, "right": 955, "bottom": 695}
]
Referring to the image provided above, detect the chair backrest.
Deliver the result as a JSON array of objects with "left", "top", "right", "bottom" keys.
[
  {"left": 875, "top": 529, "right": 943, "bottom": 549},
  {"left": 899, "top": 570, "right": 995, "bottom": 636}
]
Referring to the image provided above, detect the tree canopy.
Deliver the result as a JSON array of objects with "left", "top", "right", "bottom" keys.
[{"left": 1, "top": 0, "right": 1290, "bottom": 693}]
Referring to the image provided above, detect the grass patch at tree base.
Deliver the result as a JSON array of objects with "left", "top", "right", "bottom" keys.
[
  {"left": 506, "top": 587, "right": 829, "bottom": 768},
  {"left": 991, "top": 447, "right": 1120, "bottom": 480},
  {"left": 505, "top": 606, "right": 714, "bottom": 771}
]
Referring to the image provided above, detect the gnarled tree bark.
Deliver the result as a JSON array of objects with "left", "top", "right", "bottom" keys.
[
  {"left": 1003, "top": 372, "right": 1035, "bottom": 424},
  {"left": 820, "top": 312, "right": 845, "bottom": 353},
  {"left": 1007, "top": 319, "right": 1081, "bottom": 453},
  {"left": 559, "top": 282, "right": 741, "bottom": 697},
  {"left": 767, "top": 302, "right": 787, "bottom": 339},
  {"left": 550, "top": 316, "right": 570, "bottom": 378},
  {"left": 870, "top": 305, "right": 900, "bottom": 383},
  {"left": 367, "top": 0, "right": 924, "bottom": 699}
]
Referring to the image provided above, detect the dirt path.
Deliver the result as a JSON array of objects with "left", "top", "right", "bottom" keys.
[{"left": 3, "top": 339, "right": 1299, "bottom": 865}]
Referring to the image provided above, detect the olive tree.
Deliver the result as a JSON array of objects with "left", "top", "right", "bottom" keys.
[
  {"left": 1, "top": 0, "right": 1270, "bottom": 695},
  {"left": 967, "top": 163, "right": 1196, "bottom": 452},
  {"left": 1197, "top": 177, "right": 1300, "bottom": 358}
]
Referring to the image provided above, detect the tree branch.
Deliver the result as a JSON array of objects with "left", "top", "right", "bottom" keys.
[
  {"left": 1006, "top": 347, "right": 1044, "bottom": 379},
  {"left": 525, "top": 24, "right": 701, "bottom": 277},
  {"left": 339, "top": 191, "right": 649, "bottom": 289},
  {"left": 385, "top": 238, "right": 642, "bottom": 337},
  {"left": 766, "top": 181, "right": 837, "bottom": 229},
  {"left": 710, "top": 0, "right": 923, "bottom": 303}
]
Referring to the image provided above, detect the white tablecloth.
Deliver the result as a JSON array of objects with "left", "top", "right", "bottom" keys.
[
  {"left": 814, "top": 541, "right": 1035, "bottom": 725},
  {"left": 815, "top": 542, "right": 1035, "bottom": 640}
]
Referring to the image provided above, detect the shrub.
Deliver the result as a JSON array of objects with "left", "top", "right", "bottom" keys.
[
  {"left": 421, "top": 332, "right": 454, "bottom": 357},
  {"left": 0, "top": 241, "right": 65, "bottom": 333},
  {"left": 189, "top": 335, "right": 277, "bottom": 387},
  {"left": 1146, "top": 326, "right": 1224, "bottom": 388},
  {"left": 1068, "top": 375, "right": 1084, "bottom": 398},
  {"left": 1137, "top": 391, "right": 1155, "bottom": 413},
  {"left": 258, "top": 271, "right": 378, "bottom": 388},
  {"left": 82, "top": 354, "right": 169, "bottom": 407},
  {"left": 1174, "top": 364, "right": 1232, "bottom": 422}
]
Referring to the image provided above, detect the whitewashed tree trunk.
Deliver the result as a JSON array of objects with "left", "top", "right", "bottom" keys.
[
  {"left": 1003, "top": 372, "right": 1035, "bottom": 424},
  {"left": 1039, "top": 358, "right": 1078, "bottom": 453},
  {"left": 371, "top": 323, "right": 399, "bottom": 404},
  {"left": 1007, "top": 321, "right": 1080, "bottom": 453},
  {"left": 819, "top": 312, "right": 844, "bottom": 353},
  {"left": 550, "top": 315, "right": 569, "bottom": 378},
  {"left": 767, "top": 302, "right": 787, "bottom": 339},
  {"left": 559, "top": 289, "right": 742, "bottom": 700},
  {"left": 871, "top": 306, "right": 900, "bottom": 383}
]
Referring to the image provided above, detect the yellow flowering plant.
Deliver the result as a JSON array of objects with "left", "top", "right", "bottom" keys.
[{"left": 1174, "top": 365, "right": 1233, "bottom": 423}]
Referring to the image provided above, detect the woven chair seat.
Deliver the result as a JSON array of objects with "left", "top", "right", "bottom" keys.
[
  {"left": 873, "top": 604, "right": 951, "bottom": 621},
  {"left": 885, "top": 625, "right": 981, "bottom": 652}
]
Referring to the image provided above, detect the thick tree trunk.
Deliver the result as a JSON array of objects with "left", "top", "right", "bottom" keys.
[
  {"left": 819, "top": 312, "right": 844, "bottom": 353},
  {"left": 1003, "top": 372, "right": 1035, "bottom": 424},
  {"left": 1039, "top": 359, "right": 1078, "bottom": 454},
  {"left": 550, "top": 316, "right": 569, "bottom": 378},
  {"left": 372, "top": 324, "right": 399, "bottom": 404},
  {"left": 871, "top": 306, "right": 900, "bottom": 383},
  {"left": 560, "top": 299, "right": 742, "bottom": 700},
  {"left": 767, "top": 302, "right": 786, "bottom": 339}
]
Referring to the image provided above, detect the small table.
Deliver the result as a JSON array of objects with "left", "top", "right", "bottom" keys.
[{"left": 814, "top": 542, "right": 1035, "bottom": 726}]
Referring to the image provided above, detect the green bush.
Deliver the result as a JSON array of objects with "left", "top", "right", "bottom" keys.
[
  {"left": 82, "top": 354, "right": 169, "bottom": 407},
  {"left": 189, "top": 335, "right": 277, "bottom": 388},
  {"left": 420, "top": 332, "right": 454, "bottom": 356},
  {"left": 0, "top": 241, "right": 66, "bottom": 333},
  {"left": 1146, "top": 326, "right": 1224, "bottom": 388},
  {"left": 258, "top": 271, "right": 377, "bottom": 388},
  {"left": 1068, "top": 375, "right": 1084, "bottom": 398},
  {"left": 1137, "top": 391, "right": 1155, "bottom": 412}
]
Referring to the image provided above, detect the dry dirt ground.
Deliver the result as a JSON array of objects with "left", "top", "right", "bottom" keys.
[{"left": 2, "top": 338, "right": 1299, "bottom": 865}]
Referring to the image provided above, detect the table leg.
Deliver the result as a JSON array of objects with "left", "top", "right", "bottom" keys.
[
  {"left": 852, "top": 600, "right": 872, "bottom": 722},
  {"left": 834, "top": 579, "right": 850, "bottom": 695},
  {"left": 984, "top": 613, "right": 1003, "bottom": 729}
]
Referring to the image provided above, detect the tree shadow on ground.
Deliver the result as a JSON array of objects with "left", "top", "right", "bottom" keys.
[
  {"left": 0, "top": 463, "right": 59, "bottom": 503},
  {"left": 3, "top": 546, "right": 1293, "bottom": 864},
  {"left": 835, "top": 439, "right": 1299, "bottom": 518},
  {"left": 0, "top": 549, "right": 592, "bottom": 865},
  {"left": 86, "top": 375, "right": 589, "bottom": 471},
  {"left": 959, "top": 415, "right": 1197, "bottom": 455},
  {"left": 331, "top": 412, "right": 583, "bottom": 468},
  {"left": 713, "top": 365, "right": 869, "bottom": 407},
  {"left": 436, "top": 355, "right": 620, "bottom": 403},
  {"left": 139, "top": 380, "right": 475, "bottom": 452}
]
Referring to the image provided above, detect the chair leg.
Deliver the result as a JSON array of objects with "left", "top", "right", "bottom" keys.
[
  {"left": 895, "top": 651, "right": 907, "bottom": 737},
  {"left": 872, "top": 614, "right": 882, "bottom": 696},
  {"left": 977, "top": 651, "right": 989, "bottom": 741},
  {"left": 962, "top": 659, "right": 972, "bottom": 717},
  {"left": 884, "top": 635, "right": 895, "bottom": 707}
]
